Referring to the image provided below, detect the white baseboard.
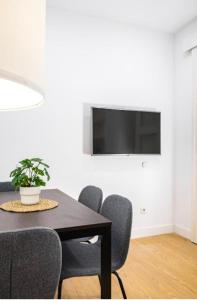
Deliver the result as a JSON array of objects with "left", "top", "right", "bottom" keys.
[
  {"left": 174, "top": 225, "right": 192, "bottom": 240},
  {"left": 131, "top": 224, "right": 192, "bottom": 240},
  {"left": 131, "top": 224, "right": 174, "bottom": 239}
]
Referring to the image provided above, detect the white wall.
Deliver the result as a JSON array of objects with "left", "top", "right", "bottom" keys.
[
  {"left": 0, "top": 7, "right": 174, "bottom": 238},
  {"left": 174, "top": 19, "right": 197, "bottom": 239}
]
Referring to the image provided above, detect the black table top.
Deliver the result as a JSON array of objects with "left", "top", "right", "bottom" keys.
[{"left": 0, "top": 189, "right": 111, "bottom": 232}]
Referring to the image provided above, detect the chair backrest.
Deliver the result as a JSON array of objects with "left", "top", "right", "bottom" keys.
[
  {"left": 0, "top": 227, "right": 62, "bottom": 299},
  {"left": 0, "top": 181, "right": 15, "bottom": 192},
  {"left": 78, "top": 185, "right": 102, "bottom": 212},
  {"left": 101, "top": 195, "right": 132, "bottom": 270}
]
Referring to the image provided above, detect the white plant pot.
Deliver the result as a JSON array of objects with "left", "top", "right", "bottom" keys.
[{"left": 20, "top": 187, "right": 40, "bottom": 205}]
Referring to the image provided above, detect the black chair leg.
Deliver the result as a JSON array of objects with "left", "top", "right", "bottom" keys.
[
  {"left": 113, "top": 271, "right": 127, "bottom": 299},
  {"left": 98, "top": 275, "right": 101, "bottom": 286},
  {"left": 58, "top": 280, "right": 63, "bottom": 299}
]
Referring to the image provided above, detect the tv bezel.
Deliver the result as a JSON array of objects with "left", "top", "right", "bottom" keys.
[{"left": 91, "top": 106, "right": 161, "bottom": 156}]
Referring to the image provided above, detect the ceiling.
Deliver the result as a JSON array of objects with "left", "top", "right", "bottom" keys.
[{"left": 47, "top": 0, "right": 197, "bottom": 33}]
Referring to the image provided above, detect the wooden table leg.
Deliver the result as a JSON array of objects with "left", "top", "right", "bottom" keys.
[{"left": 101, "top": 225, "right": 111, "bottom": 299}]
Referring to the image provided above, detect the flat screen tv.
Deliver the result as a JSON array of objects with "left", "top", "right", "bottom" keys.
[{"left": 92, "top": 107, "right": 161, "bottom": 155}]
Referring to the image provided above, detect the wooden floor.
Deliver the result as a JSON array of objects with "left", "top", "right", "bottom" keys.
[{"left": 60, "top": 234, "right": 197, "bottom": 299}]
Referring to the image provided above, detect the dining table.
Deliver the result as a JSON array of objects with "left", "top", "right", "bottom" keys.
[{"left": 0, "top": 189, "right": 112, "bottom": 299}]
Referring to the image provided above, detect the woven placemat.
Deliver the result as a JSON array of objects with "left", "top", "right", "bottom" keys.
[{"left": 0, "top": 199, "right": 59, "bottom": 213}]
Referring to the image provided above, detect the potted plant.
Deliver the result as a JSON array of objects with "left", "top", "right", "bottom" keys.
[{"left": 10, "top": 158, "right": 50, "bottom": 205}]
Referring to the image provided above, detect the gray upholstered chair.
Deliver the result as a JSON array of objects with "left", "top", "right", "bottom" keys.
[
  {"left": 0, "top": 181, "right": 15, "bottom": 192},
  {"left": 77, "top": 185, "right": 103, "bottom": 243},
  {"left": 58, "top": 194, "right": 132, "bottom": 299},
  {"left": 0, "top": 227, "right": 62, "bottom": 299},
  {"left": 78, "top": 185, "right": 102, "bottom": 212}
]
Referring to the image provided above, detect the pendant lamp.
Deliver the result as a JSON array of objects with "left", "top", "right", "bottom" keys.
[{"left": 0, "top": 0, "right": 45, "bottom": 111}]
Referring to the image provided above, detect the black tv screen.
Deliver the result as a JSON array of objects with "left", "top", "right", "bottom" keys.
[{"left": 92, "top": 107, "right": 161, "bottom": 155}]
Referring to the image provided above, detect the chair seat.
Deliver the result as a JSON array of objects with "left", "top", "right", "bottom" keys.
[{"left": 60, "top": 240, "right": 119, "bottom": 280}]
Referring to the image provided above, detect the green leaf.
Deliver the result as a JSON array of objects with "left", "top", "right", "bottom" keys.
[
  {"left": 40, "top": 162, "right": 50, "bottom": 168},
  {"left": 32, "top": 176, "right": 46, "bottom": 187},
  {"left": 44, "top": 168, "right": 50, "bottom": 181},
  {"left": 31, "top": 158, "right": 42, "bottom": 162},
  {"left": 19, "top": 159, "right": 33, "bottom": 168}
]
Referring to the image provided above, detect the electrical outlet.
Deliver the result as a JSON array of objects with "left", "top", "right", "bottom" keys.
[{"left": 140, "top": 208, "right": 147, "bottom": 214}]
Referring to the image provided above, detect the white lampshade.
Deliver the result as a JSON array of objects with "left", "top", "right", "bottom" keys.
[{"left": 0, "top": 0, "right": 45, "bottom": 111}]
